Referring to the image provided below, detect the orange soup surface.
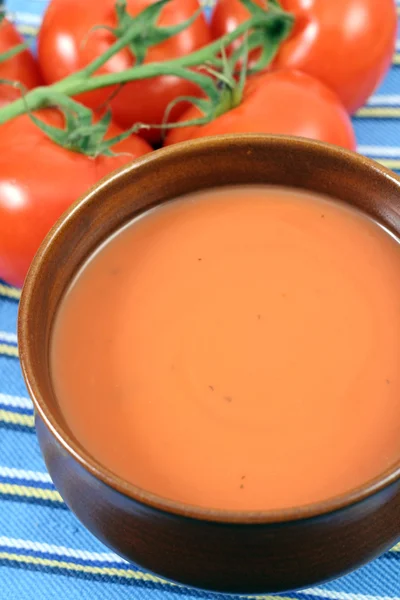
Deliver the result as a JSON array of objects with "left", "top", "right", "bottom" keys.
[{"left": 51, "top": 186, "right": 400, "bottom": 511}]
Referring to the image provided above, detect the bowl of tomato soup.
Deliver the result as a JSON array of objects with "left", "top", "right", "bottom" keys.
[{"left": 18, "top": 135, "right": 400, "bottom": 594}]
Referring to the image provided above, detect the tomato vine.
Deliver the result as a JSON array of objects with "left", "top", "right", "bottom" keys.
[{"left": 0, "top": 0, "right": 294, "bottom": 130}]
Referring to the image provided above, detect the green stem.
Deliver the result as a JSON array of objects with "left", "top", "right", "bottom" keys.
[
  {"left": 0, "top": 9, "right": 293, "bottom": 124},
  {"left": 79, "top": 21, "right": 144, "bottom": 78},
  {"left": 0, "top": 42, "right": 28, "bottom": 64}
]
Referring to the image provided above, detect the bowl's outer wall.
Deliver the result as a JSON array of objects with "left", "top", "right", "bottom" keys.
[
  {"left": 19, "top": 136, "right": 400, "bottom": 593},
  {"left": 37, "top": 414, "right": 400, "bottom": 594}
]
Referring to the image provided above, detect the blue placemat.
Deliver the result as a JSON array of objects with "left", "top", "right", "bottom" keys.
[{"left": 1, "top": 1, "right": 400, "bottom": 599}]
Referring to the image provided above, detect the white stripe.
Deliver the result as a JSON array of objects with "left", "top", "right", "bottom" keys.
[
  {"left": 0, "top": 537, "right": 128, "bottom": 564},
  {"left": 358, "top": 146, "right": 400, "bottom": 158},
  {"left": 304, "top": 589, "right": 400, "bottom": 600},
  {"left": 7, "top": 12, "right": 42, "bottom": 26},
  {"left": 396, "top": 40, "right": 400, "bottom": 50},
  {"left": 0, "top": 467, "right": 52, "bottom": 484},
  {"left": 367, "top": 95, "right": 400, "bottom": 107},
  {"left": 0, "top": 332, "right": 17, "bottom": 344},
  {"left": 0, "top": 393, "right": 33, "bottom": 410}
]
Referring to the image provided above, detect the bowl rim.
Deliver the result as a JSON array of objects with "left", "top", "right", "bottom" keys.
[{"left": 18, "top": 133, "right": 400, "bottom": 524}]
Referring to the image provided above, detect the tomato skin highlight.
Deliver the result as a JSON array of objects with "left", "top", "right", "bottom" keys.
[
  {"left": 165, "top": 70, "right": 356, "bottom": 151},
  {"left": 211, "top": 0, "right": 397, "bottom": 113},
  {"left": 0, "top": 18, "right": 43, "bottom": 104},
  {"left": 0, "top": 110, "right": 152, "bottom": 287},
  {"left": 37, "top": 0, "right": 212, "bottom": 143}
]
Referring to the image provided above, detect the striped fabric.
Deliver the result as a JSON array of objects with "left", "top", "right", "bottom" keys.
[{"left": 1, "top": 0, "right": 400, "bottom": 598}]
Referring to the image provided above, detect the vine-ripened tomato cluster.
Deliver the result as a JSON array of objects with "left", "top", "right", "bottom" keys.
[{"left": 0, "top": 0, "right": 397, "bottom": 287}]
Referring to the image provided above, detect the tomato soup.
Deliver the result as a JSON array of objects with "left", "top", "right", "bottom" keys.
[{"left": 50, "top": 186, "right": 400, "bottom": 511}]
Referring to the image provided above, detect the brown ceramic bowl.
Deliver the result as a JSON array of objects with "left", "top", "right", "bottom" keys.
[{"left": 18, "top": 135, "right": 400, "bottom": 595}]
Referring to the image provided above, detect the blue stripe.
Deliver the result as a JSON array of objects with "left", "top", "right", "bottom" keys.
[
  {"left": 0, "top": 353, "right": 19, "bottom": 361},
  {"left": 0, "top": 295, "right": 19, "bottom": 305},
  {"left": 0, "top": 404, "right": 33, "bottom": 416},
  {"left": 0, "top": 476, "right": 54, "bottom": 490},
  {"left": 0, "top": 429, "right": 45, "bottom": 471},
  {"left": 0, "top": 494, "right": 67, "bottom": 511},
  {"left": 363, "top": 103, "right": 400, "bottom": 109},
  {"left": 0, "top": 360, "right": 30, "bottom": 396},
  {"left": 0, "top": 421, "right": 35, "bottom": 434},
  {"left": 0, "top": 500, "right": 97, "bottom": 547},
  {"left": 0, "top": 340, "right": 18, "bottom": 348}
]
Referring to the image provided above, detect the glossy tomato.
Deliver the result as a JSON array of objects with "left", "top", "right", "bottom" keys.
[
  {"left": 0, "top": 110, "right": 151, "bottom": 287},
  {"left": 210, "top": 0, "right": 397, "bottom": 113},
  {"left": 38, "top": 0, "right": 211, "bottom": 143},
  {"left": 165, "top": 70, "right": 356, "bottom": 150},
  {"left": 0, "top": 17, "right": 43, "bottom": 105},
  {"left": 0, "top": 84, "right": 21, "bottom": 108}
]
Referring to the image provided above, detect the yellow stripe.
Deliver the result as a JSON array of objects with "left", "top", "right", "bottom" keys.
[
  {"left": 16, "top": 24, "right": 39, "bottom": 37},
  {"left": 356, "top": 107, "right": 400, "bottom": 118},
  {"left": 0, "top": 409, "right": 34, "bottom": 428},
  {"left": 393, "top": 52, "right": 400, "bottom": 66},
  {"left": 0, "top": 552, "right": 173, "bottom": 585},
  {"left": 393, "top": 541, "right": 400, "bottom": 552},
  {"left": 376, "top": 158, "right": 400, "bottom": 169},
  {"left": 0, "top": 344, "right": 18, "bottom": 358},
  {"left": 0, "top": 283, "right": 20, "bottom": 300},
  {"left": 0, "top": 483, "right": 63, "bottom": 504}
]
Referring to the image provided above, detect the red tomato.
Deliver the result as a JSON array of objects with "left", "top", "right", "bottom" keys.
[
  {"left": 211, "top": 0, "right": 267, "bottom": 55},
  {"left": 165, "top": 70, "right": 356, "bottom": 151},
  {"left": 0, "top": 18, "right": 43, "bottom": 104},
  {"left": 38, "top": 0, "right": 211, "bottom": 143},
  {"left": 0, "top": 84, "right": 21, "bottom": 108},
  {"left": 0, "top": 110, "right": 151, "bottom": 287},
  {"left": 211, "top": 0, "right": 397, "bottom": 113}
]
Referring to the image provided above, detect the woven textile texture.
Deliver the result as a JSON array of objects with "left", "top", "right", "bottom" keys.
[{"left": 1, "top": 1, "right": 400, "bottom": 598}]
